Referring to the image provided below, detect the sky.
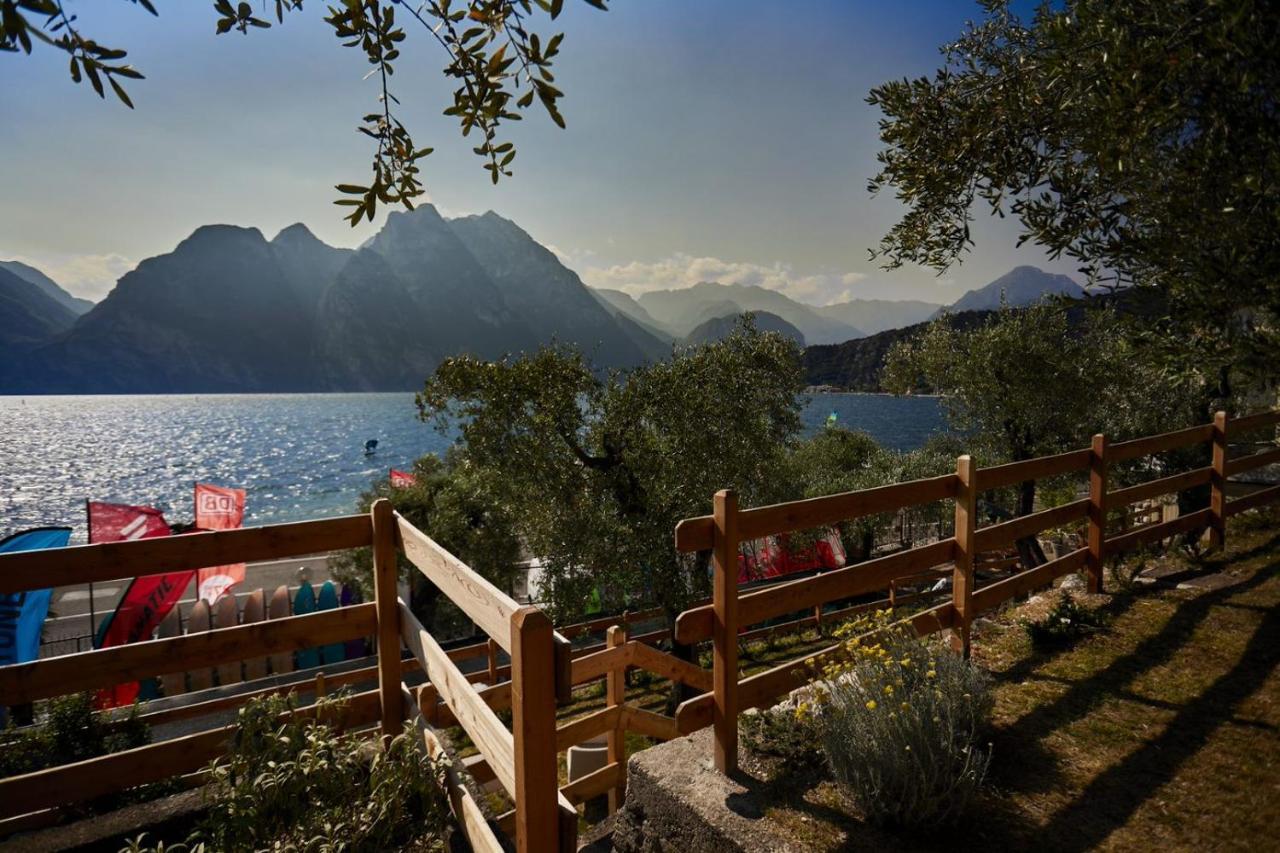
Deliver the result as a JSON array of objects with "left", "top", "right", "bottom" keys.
[{"left": 0, "top": 0, "right": 1077, "bottom": 306}]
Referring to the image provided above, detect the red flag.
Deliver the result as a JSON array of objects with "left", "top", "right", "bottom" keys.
[
  {"left": 194, "top": 483, "right": 247, "bottom": 604},
  {"left": 88, "top": 501, "right": 169, "bottom": 543},
  {"left": 737, "top": 527, "right": 846, "bottom": 584},
  {"left": 390, "top": 468, "right": 417, "bottom": 488},
  {"left": 88, "top": 502, "right": 191, "bottom": 707}
]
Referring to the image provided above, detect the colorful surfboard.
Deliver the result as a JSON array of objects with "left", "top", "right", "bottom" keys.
[
  {"left": 341, "top": 584, "right": 367, "bottom": 660},
  {"left": 156, "top": 606, "right": 185, "bottom": 697},
  {"left": 186, "top": 600, "right": 214, "bottom": 691},
  {"left": 317, "top": 581, "right": 344, "bottom": 665},
  {"left": 213, "top": 594, "right": 241, "bottom": 686},
  {"left": 293, "top": 582, "right": 320, "bottom": 669},
  {"left": 267, "top": 585, "right": 293, "bottom": 675},
  {"left": 241, "top": 588, "right": 268, "bottom": 681}
]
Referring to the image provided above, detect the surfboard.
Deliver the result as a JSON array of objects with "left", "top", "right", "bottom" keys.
[
  {"left": 186, "top": 600, "right": 214, "bottom": 691},
  {"left": 156, "top": 606, "right": 185, "bottom": 697},
  {"left": 293, "top": 582, "right": 320, "bottom": 669},
  {"left": 317, "top": 581, "right": 344, "bottom": 665},
  {"left": 213, "top": 593, "right": 241, "bottom": 686},
  {"left": 267, "top": 585, "right": 293, "bottom": 675},
  {"left": 341, "top": 584, "right": 367, "bottom": 660},
  {"left": 241, "top": 588, "right": 268, "bottom": 681}
]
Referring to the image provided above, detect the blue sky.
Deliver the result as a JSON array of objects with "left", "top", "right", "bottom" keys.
[{"left": 0, "top": 0, "right": 1075, "bottom": 303}]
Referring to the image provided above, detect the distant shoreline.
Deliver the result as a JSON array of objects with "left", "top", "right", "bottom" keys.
[{"left": 803, "top": 388, "right": 943, "bottom": 399}]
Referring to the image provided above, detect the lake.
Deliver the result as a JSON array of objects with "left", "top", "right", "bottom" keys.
[{"left": 0, "top": 393, "right": 943, "bottom": 541}]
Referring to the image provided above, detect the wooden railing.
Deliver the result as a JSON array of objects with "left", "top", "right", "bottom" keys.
[{"left": 672, "top": 409, "right": 1280, "bottom": 774}]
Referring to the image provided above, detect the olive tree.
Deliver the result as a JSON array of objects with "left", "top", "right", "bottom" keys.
[
  {"left": 868, "top": 0, "right": 1280, "bottom": 401},
  {"left": 415, "top": 318, "right": 805, "bottom": 629}
]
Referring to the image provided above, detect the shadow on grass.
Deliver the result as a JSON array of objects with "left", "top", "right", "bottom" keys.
[{"left": 975, "top": 556, "right": 1279, "bottom": 850}]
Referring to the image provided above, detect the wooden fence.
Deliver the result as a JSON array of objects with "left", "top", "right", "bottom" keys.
[
  {"left": 1, "top": 409, "right": 1276, "bottom": 846},
  {"left": 671, "top": 409, "right": 1280, "bottom": 773}
]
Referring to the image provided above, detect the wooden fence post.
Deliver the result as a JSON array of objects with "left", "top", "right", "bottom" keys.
[
  {"left": 371, "top": 498, "right": 403, "bottom": 739},
  {"left": 511, "top": 606, "right": 562, "bottom": 853},
  {"left": 951, "top": 456, "right": 977, "bottom": 657},
  {"left": 1087, "top": 434, "right": 1109, "bottom": 594},
  {"left": 1210, "top": 411, "right": 1229, "bottom": 550},
  {"left": 712, "top": 489, "right": 740, "bottom": 774},
  {"left": 606, "top": 625, "right": 627, "bottom": 813}
]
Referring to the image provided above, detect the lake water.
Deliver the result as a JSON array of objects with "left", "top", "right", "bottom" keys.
[{"left": 0, "top": 393, "right": 943, "bottom": 541}]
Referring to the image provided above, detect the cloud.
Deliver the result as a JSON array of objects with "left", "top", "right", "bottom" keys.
[
  {"left": 580, "top": 252, "right": 869, "bottom": 306},
  {"left": 2, "top": 251, "right": 136, "bottom": 301}
]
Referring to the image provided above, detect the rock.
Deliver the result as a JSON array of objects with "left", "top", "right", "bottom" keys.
[{"left": 1059, "top": 573, "right": 1087, "bottom": 591}]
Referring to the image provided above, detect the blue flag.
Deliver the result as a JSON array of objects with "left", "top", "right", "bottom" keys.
[{"left": 0, "top": 527, "right": 72, "bottom": 667}]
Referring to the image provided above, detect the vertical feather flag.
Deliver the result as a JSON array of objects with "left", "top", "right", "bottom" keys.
[
  {"left": 89, "top": 502, "right": 187, "bottom": 707},
  {"left": 0, "top": 527, "right": 72, "bottom": 667},
  {"left": 194, "top": 483, "right": 247, "bottom": 604}
]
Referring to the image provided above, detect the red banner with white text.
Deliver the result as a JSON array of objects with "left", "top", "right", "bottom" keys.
[
  {"left": 194, "top": 483, "right": 246, "bottom": 604},
  {"left": 389, "top": 469, "right": 417, "bottom": 489},
  {"left": 88, "top": 502, "right": 189, "bottom": 707}
]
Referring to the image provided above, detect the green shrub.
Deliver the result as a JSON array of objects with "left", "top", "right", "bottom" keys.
[
  {"left": 1022, "top": 590, "right": 1103, "bottom": 649},
  {"left": 813, "top": 612, "right": 992, "bottom": 827},
  {"left": 127, "top": 693, "right": 449, "bottom": 852},
  {"left": 0, "top": 693, "right": 150, "bottom": 780},
  {"left": 740, "top": 705, "right": 821, "bottom": 765}
]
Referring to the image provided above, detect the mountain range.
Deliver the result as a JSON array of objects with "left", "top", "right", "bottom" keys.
[
  {"left": 0, "top": 207, "right": 664, "bottom": 393},
  {"left": 0, "top": 208, "right": 1085, "bottom": 393}
]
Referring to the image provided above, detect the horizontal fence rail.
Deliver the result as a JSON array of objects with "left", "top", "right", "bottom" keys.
[{"left": 674, "top": 409, "right": 1279, "bottom": 775}]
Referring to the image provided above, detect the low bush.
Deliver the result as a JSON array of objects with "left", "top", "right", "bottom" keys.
[
  {"left": 812, "top": 611, "right": 992, "bottom": 827},
  {"left": 1022, "top": 590, "right": 1104, "bottom": 649},
  {"left": 0, "top": 693, "right": 149, "bottom": 780},
  {"left": 126, "top": 693, "right": 449, "bottom": 853}
]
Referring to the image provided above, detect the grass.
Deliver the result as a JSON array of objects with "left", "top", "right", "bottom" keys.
[{"left": 752, "top": 508, "right": 1280, "bottom": 851}]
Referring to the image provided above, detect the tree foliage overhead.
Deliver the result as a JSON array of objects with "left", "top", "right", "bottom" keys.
[
  {"left": 868, "top": 0, "right": 1280, "bottom": 391},
  {"left": 1, "top": 0, "right": 607, "bottom": 222},
  {"left": 415, "top": 319, "right": 805, "bottom": 624}
]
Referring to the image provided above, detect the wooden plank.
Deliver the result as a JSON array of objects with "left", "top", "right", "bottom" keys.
[
  {"left": 622, "top": 706, "right": 681, "bottom": 741},
  {"left": 1225, "top": 484, "right": 1280, "bottom": 518},
  {"left": 0, "top": 690, "right": 380, "bottom": 821},
  {"left": 630, "top": 641, "right": 713, "bottom": 693},
  {"left": 403, "top": 699, "right": 506, "bottom": 853},
  {"left": 951, "top": 456, "right": 977, "bottom": 656},
  {"left": 1226, "top": 446, "right": 1280, "bottom": 477},
  {"left": 712, "top": 489, "right": 740, "bottom": 775},
  {"left": 737, "top": 475, "right": 959, "bottom": 541},
  {"left": 510, "top": 606, "right": 561, "bottom": 853},
  {"left": 397, "top": 514, "right": 518, "bottom": 652},
  {"left": 555, "top": 705, "right": 623, "bottom": 752},
  {"left": 674, "top": 515, "right": 715, "bottom": 553},
  {"left": 1087, "top": 434, "right": 1109, "bottom": 594},
  {"left": 1106, "top": 508, "right": 1213, "bottom": 554},
  {"left": 560, "top": 762, "right": 622, "bottom": 806},
  {"left": 0, "top": 515, "right": 372, "bottom": 595},
  {"left": 675, "top": 538, "right": 956, "bottom": 644},
  {"left": 605, "top": 625, "right": 627, "bottom": 813},
  {"left": 432, "top": 680, "right": 514, "bottom": 728},
  {"left": 1210, "top": 412, "right": 1229, "bottom": 549},
  {"left": 570, "top": 641, "right": 632, "bottom": 686},
  {"left": 0, "top": 605, "right": 376, "bottom": 706},
  {"left": 1109, "top": 467, "right": 1213, "bottom": 507},
  {"left": 461, "top": 753, "right": 496, "bottom": 786},
  {"left": 973, "top": 449, "right": 1092, "bottom": 491},
  {"left": 1229, "top": 410, "right": 1280, "bottom": 433},
  {"left": 372, "top": 500, "right": 403, "bottom": 739},
  {"left": 1109, "top": 424, "right": 1214, "bottom": 463},
  {"left": 398, "top": 600, "right": 516, "bottom": 797},
  {"left": 972, "top": 499, "right": 1089, "bottom": 553},
  {"left": 972, "top": 548, "right": 1088, "bottom": 613}
]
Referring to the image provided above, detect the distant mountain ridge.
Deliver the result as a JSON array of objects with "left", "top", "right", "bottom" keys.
[
  {"left": 684, "top": 311, "right": 804, "bottom": 348},
  {"left": 937, "top": 265, "right": 1085, "bottom": 316},
  {"left": 0, "top": 206, "right": 663, "bottom": 393},
  {"left": 635, "top": 281, "right": 864, "bottom": 344},
  {"left": 0, "top": 260, "right": 94, "bottom": 315}
]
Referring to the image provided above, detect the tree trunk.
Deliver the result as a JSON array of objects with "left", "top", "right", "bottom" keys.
[{"left": 1014, "top": 478, "right": 1047, "bottom": 569}]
